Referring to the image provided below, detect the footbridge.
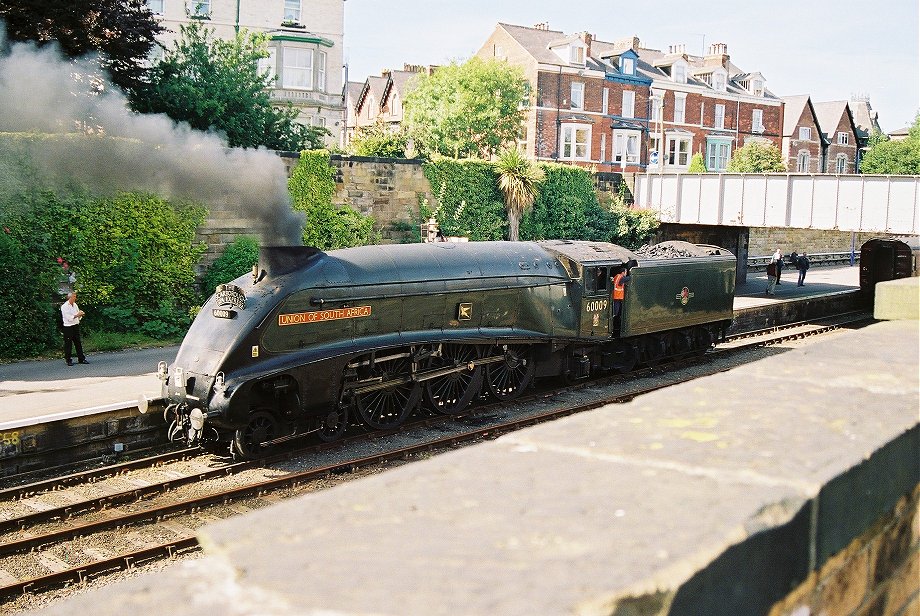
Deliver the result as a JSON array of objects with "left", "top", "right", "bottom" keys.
[{"left": 633, "top": 173, "right": 920, "bottom": 235}]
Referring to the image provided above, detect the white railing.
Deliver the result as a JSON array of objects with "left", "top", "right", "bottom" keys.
[{"left": 633, "top": 173, "right": 920, "bottom": 235}]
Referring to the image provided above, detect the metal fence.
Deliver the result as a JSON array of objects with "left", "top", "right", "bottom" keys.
[{"left": 747, "top": 252, "right": 858, "bottom": 271}]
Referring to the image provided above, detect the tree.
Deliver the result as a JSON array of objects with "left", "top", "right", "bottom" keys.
[
  {"left": 726, "top": 141, "right": 786, "bottom": 172},
  {"left": 495, "top": 147, "right": 544, "bottom": 241},
  {"left": 860, "top": 115, "right": 920, "bottom": 175},
  {"left": 131, "top": 23, "right": 327, "bottom": 151},
  {"left": 403, "top": 58, "right": 529, "bottom": 159},
  {"left": 688, "top": 152, "right": 707, "bottom": 173},
  {"left": 349, "top": 121, "right": 409, "bottom": 158},
  {"left": 0, "top": 0, "right": 162, "bottom": 96}
]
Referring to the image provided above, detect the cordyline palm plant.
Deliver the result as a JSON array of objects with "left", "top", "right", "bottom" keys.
[{"left": 495, "top": 147, "right": 545, "bottom": 241}]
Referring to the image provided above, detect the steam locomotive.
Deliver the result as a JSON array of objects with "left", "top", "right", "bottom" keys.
[{"left": 156, "top": 240, "right": 736, "bottom": 459}]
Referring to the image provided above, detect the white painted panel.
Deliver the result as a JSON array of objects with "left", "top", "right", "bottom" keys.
[
  {"left": 764, "top": 176, "right": 788, "bottom": 226},
  {"left": 811, "top": 176, "right": 839, "bottom": 229},
  {"left": 835, "top": 176, "right": 863, "bottom": 231},
  {"left": 698, "top": 177, "right": 722, "bottom": 224},
  {"left": 860, "top": 179, "right": 891, "bottom": 232},
  {"left": 740, "top": 175, "right": 768, "bottom": 226},
  {"left": 679, "top": 175, "right": 702, "bottom": 223},
  {"left": 721, "top": 176, "right": 745, "bottom": 225},
  {"left": 887, "top": 178, "right": 919, "bottom": 234},
  {"left": 659, "top": 175, "right": 680, "bottom": 222},
  {"left": 788, "top": 176, "right": 815, "bottom": 228}
]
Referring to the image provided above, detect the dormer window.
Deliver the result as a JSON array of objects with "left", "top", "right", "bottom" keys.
[
  {"left": 672, "top": 61, "right": 687, "bottom": 84},
  {"left": 713, "top": 71, "right": 727, "bottom": 92},
  {"left": 751, "top": 78, "right": 764, "bottom": 96},
  {"left": 570, "top": 44, "right": 585, "bottom": 65},
  {"left": 620, "top": 56, "right": 635, "bottom": 75}
]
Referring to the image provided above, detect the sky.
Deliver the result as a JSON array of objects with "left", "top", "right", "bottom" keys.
[{"left": 343, "top": 0, "right": 919, "bottom": 132}]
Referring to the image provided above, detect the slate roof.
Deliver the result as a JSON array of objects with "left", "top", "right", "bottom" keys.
[
  {"left": 781, "top": 95, "right": 813, "bottom": 137},
  {"left": 494, "top": 23, "right": 777, "bottom": 100},
  {"left": 357, "top": 75, "right": 387, "bottom": 110},
  {"left": 813, "top": 100, "right": 853, "bottom": 140},
  {"left": 849, "top": 98, "right": 882, "bottom": 139}
]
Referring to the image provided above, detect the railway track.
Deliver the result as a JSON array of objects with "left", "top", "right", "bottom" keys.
[{"left": 0, "top": 310, "right": 873, "bottom": 608}]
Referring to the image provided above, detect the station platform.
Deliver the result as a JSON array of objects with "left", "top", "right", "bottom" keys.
[
  {"left": 29, "top": 279, "right": 918, "bottom": 616},
  {"left": 0, "top": 265, "right": 862, "bottom": 431}
]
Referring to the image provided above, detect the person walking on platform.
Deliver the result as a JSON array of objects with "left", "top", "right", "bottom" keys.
[
  {"left": 797, "top": 252, "right": 810, "bottom": 286},
  {"left": 766, "top": 260, "right": 777, "bottom": 295},
  {"left": 61, "top": 291, "right": 88, "bottom": 366},
  {"left": 773, "top": 248, "right": 783, "bottom": 285}
]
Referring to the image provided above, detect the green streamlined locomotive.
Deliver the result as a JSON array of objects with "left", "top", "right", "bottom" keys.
[{"left": 157, "top": 240, "right": 735, "bottom": 458}]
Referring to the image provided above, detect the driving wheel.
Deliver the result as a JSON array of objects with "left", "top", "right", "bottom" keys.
[
  {"left": 354, "top": 356, "right": 421, "bottom": 430},
  {"left": 486, "top": 345, "right": 534, "bottom": 401},
  {"left": 424, "top": 344, "right": 483, "bottom": 414}
]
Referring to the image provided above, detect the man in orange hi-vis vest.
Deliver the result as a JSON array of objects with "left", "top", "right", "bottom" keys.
[{"left": 612, "top": 259, "right": 637, "bottom": 319}]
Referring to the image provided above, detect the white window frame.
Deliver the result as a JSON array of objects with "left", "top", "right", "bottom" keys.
[
  {"left": 673, "top": 62, "right": 687, "bottom": 84},
  {"left": 600, "top": 133, "right": 607, "bottom": 161},
  {"left": 258, "top": 48, "right": 277, "bottom": 85},
  {"left": 706, "top": 140, "right": 731, "bottom": 171},
  {"left": 570, "top": 82, "right": 585, "bottom": 110},
  {"left": 752, "top": 109, "right": 764, "bottom": 133},
  {"left": 673, "top": 93, "right": 686, "bottom": 123},
  {"left": 613, "top": 129, "right": 641, "bottom": 167},
  {"left": 620, "top": 56, "right": 634, "bottom": 75},
  {"left": 713, "top": 71, "right": 726, "bottom": 92},
  {"left": 147, "top": 0, "right": 164, "bottom": 14},
  {"left": 283, "top": 0, "right": 301, "bottom": 23},
  {"left": 649, "top": 135, "right": 662, "bottom": 166},
  {"left": 835, "top": 154, "right": 847, "bottom": 173},
  {"left": 186, "top": 0, "right": 209, "bottom": 17},
  {"left": 560, "top": 123, "right": 591, "bottom": 160},
  {"left": 365, "top": 95, "right": 374, "bottom": 119},
  {"left": 714, "top": 104, "right": 725, "bottom": 130},
  {"left": 666, "top": 134, "right": 692, "bottom": 167},
  {"left": 392, "top": 92, "right": 401, "bottom": 116},
  {"left": 317, "top": 50, "right": 327, "bottom": 92},
  {"left": 570, "top": 45, "right": 585, "bottom": 65},
  {"left": 838, "top": 132, "right": 849, "bottom": 145},
  {"left": 621, "top": 90, "right": 635, "bottom": 119},
  {"left": 751, "top": 78, "right": 764, "bottom": 96},
  {"left": 799, "top": 126, "right": 812, "bottom": 141},
  {"left": 797, "top": 151, "right": 810, "bottom": 172},
  {"left": 602, "top": 88, "right": 609, "bottom": 115},
  {"left": 283, "top": 47, "right": 313, "bottom": 90},
  {"left": 650, "top": 95, "right": 662, "bottom": 122}
]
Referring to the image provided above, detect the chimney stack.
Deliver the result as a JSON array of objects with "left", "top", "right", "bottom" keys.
[
  {"left": 611, "top": 36, "right": 641, "bottom": 52},
  {"left": 579, "top": 32, "right": 594, "bottom": 58},
  {"left": 668, "top": 43, "right": 686, "bottom": 55},
  {"left": 705, "top": 43, "right": 730, "bottom": 69},
  {"left": 533, "top": 22, "right": 549, "bottom": 30}
]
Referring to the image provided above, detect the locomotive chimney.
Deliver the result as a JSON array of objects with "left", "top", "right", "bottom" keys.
[{"left": 258, "top": 246, "right": 323, "bottom": 279}]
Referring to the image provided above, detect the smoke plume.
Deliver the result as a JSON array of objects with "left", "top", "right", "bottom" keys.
[{"left": 0, "top": 26, "right": 303, "bottom": 245}]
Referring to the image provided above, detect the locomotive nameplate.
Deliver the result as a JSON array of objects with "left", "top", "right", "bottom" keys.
[
  {"left": 278, "top": 305, "right": 372, "bottom": 326},
  {"left": 215, "top": 284, "right": 246, "bottom": 310}
]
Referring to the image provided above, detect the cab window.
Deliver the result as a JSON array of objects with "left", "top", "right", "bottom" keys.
[{"left": 588, "top": 267, "right": 609, "bottom": 294}]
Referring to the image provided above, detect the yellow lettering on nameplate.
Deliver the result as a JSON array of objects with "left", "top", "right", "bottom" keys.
[{"left": 278, "top": 305, "right": 372, "bottom": 326}]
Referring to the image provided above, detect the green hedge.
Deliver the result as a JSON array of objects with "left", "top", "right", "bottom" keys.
[
  {"left": 202, "top": 236, "right": 260, "bottom": 295},
  {"left": 0, "top": 189, "right": 206, "bottom": 358},
  {"left": 289, "top": 150, "right": 379, "bottom": 249},
  {"left": 421, "top": 158, "right": 506, "bottom": 240}
]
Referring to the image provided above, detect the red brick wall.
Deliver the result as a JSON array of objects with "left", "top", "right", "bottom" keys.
[
  {"left": 825, "top": 114, "right": 859, "bottom": 174},
  {"left": 785, "top": 106, "right": 824, "bottom": 172}
]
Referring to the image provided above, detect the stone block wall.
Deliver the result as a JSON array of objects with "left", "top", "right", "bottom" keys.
[
  {"left": 768, "top": 485, "right": 919, "bottom": 616},
  {"left": 749, "top": 228, "right": 880, "bottom": 259}
]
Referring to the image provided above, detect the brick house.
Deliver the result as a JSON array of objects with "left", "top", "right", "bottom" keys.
[
  {"left": 781, "top": 95, "right": 824, "bottom": 172},
  {"left": 146, "top": 0, "right": 345, "bottom": 146},
  {"left": 476, "top": 23, "right": 783, "bottom": 172},
  {"left": 350, "top": 66, "right": 430, "bottom": 140},
  {"left": 342, "top": 80, "right": 365, "bottom": 147},
  {"left": 813, "top": 101, "right": 860, "bottom": 174}
]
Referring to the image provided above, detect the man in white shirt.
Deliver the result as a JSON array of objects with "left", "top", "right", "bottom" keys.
[{"left": 61, "top": 292, "right": 88, "bottom": 366}]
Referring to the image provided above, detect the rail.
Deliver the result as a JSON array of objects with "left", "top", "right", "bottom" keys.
[{"left": 747, "top": 252, "right": 859, "bottom": 271}]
